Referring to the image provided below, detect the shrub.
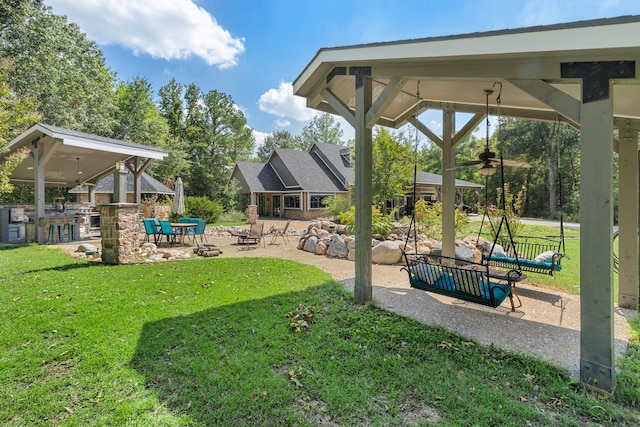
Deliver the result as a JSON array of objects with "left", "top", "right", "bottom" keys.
[
  {"left": 413, "top": 200, "right": 470, "bottom": 239},
  {"left": 184, "top": 196, "right": 224, "bottom": 223},
  {"left": 217, "top": 209, "right": 247, "bottom": 224},
  {"left": 487, "top": 182, "right": 527, "bottom": 241},
  {"left": 322, "top": 195, "right": 351, "bottom": 221},
  {"left": 338, "top": 205, "right": 395, "bottom": 237}
]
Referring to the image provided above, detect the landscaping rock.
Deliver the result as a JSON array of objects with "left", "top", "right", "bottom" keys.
[
  {"left": 75, "top": 243, "right": 98, "bottom": 253},
  {"left": 326, "top": 234, "right": 348, "bottom": 259},
  {"left": 315, "top": 241, "right": 327, "bottom": 255},
  {"left": 303, "top": 236, "right": 318, "bottom": 253},
  {"left": 371, "top": 240, "right": 403, "bottom": 264}
]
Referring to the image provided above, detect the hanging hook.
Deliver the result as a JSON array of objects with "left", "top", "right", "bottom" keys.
[{"left": 492, "top": 81, "right": 503, "bottom": 105}]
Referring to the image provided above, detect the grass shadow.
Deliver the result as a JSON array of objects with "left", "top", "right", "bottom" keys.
[{"left": 130, "top": 282, "right": 347, "bottom": 425}]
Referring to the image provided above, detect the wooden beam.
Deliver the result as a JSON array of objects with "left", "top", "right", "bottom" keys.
[
  {"left": 507, "top": 79, "right": 580, "bottom": 125},
  {"left": 453, "top": 113, "right": 484, "bottom": 147},
  {"left": 366, "top": 77, "right": 407, "bottom": 127},
  {"left": 408, "top": 116, "right": 442, "bottom": 148},
  {"left": 322, "top": 88, "right": 356, "bottom": 128}
]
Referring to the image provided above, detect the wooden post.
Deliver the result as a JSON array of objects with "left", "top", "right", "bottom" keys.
[
  {"left": 617, "top": 126, "right": 639, "bottom": 309},
  {"left": 579, "top": 85, "right": 615, "bottom": 392},
  {"left": 352, "top": 67, "right": 373, "bottom": 304}
]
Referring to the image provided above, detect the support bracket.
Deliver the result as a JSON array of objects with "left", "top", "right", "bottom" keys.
[{"left": 560, "top": 61, "right": 635, "bottom": 103}]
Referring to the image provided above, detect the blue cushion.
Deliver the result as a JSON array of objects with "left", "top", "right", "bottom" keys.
[{"left": 483, "top": 254, "right": 561, "bottom": 271}]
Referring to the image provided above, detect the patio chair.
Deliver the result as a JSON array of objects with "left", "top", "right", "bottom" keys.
[
  {"left": 158, "top": 219, "right": 179, "bottom": 245},
  {"left": 237, "top": 221, "right": 264, "bottom": 247},
  {"left": 142, "top": 218, "right": 161, "bottom": 244},
  {"left": 270, "top": 220, "right": 291, "bottom": 245},
  {"left": 188, "top": 218, "right": 208, "bottom": 245}
]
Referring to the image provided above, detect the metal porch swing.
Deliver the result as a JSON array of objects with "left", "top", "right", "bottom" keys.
[
  {"left": 477, "top": 84, "right": 567, "bottom": 276},
  {"left": 401, "top": 82, "right": 520, "bottom": 311}
]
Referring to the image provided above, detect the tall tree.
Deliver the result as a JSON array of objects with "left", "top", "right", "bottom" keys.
[
  {"left": 0, "top": 60, "right": 39, "bottom": 197},
  {"left": 156, "top": 79, "right": 191, "bottom": 181},
  {"left": 1, "top": 1, "right": 116, "bottom": 135},
  {"left": 300, "top": 113, "right": 344, "bottom": 149},
  {"left": 184, "top": 86, "right": 254, "bottom": 198},
  {"left": 371, "top": 127, "right": 414, "bottom": 212},
  {"left": 112, "top": 77, "right": 168, "bottom": 147},
  {"left": 158, "top": 78, "right": 185, "bottom": 139},
  {"left": 256, "top": 130, "right": 304, "bottom": 161},
  {"left": 497, "top": 118, "right": 580, "bottom": 219}
]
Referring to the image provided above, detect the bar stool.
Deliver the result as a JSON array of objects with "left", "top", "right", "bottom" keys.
[
  {"left": 64, "top": 220, "right": 80, "bottom": 241},
  {"left": 47, "top": 222, "right": 64, "bottom": 243}
]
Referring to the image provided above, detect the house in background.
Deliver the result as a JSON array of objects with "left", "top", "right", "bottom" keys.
[
  {"left": 231, "top": 143, "right": 351, "bottom": 220},
  {"left": 231, "top": 142, "right": 483, "bottom": 220},
  {"left": 69, "top": 171, "right": 174, "bottom": 205}
]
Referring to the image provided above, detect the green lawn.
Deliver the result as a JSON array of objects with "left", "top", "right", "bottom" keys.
[
  {"left": 1, "top": 244, "right": 638, "bottom": 426},
  {"left": 464, "top": 222, "right": 582, "bottom": 293}
]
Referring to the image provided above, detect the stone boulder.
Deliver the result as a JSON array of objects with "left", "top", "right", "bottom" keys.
[
  {"left": 75, "top": 243, "right": 98, "bottom": 253},
  {"left": 315, "top": 241, "right": 327, "bottom": 255},
  {"left": 303, "top": 236, "right": 318, "bottom": 253},
  {"left": 326, "top": 234, "right": 348, "bottom": 259},
  {"left": 371, "top": 240, "right": 403, "bottom": 265}
]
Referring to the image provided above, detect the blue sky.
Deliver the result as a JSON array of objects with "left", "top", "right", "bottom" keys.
[{"left": 46, "top": 0, "right": 639, "bottom": 146}]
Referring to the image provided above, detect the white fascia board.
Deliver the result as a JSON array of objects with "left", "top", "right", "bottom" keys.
[
  {"left": 295, "top": 19, "right": 640, "bottom": 96},
  {"left": 62, "top": 137, "right": 167, "bottom": 159}
]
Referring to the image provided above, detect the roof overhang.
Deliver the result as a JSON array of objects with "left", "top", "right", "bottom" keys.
[
  {"left": 293, "top": 16, "right": 640, "bottom": 129},
  {"left": 5, "top": 123, "right": 167, "bottom": 186}
]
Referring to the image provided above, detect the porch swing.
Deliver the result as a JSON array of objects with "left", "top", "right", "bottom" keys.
[
  {"left": 402, "top": 82, "right": 519, "bottom": 311},
  {"left": 478, "top": 85, "right": 567, "bottom": 276}
]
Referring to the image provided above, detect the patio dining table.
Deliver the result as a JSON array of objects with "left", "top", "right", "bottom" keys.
[{"left": 170, "top": 222, "right": 197, "bottom": 246}]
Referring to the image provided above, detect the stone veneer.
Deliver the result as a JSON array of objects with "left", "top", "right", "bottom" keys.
[
  {"left": 247, "top": 204, "right": 258, "bottom": 224},
  {"left": 100, "top": 203, "right": 140, "bottom": 264}
]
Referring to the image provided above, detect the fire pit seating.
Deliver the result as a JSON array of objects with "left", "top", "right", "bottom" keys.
[{"left": 402, "top": 253, "right": 517, "bottom": 311}]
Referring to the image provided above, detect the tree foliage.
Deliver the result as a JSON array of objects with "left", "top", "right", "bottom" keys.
[
  {"left": 182, "top": 85, "right": 254, "bottom": 198},
  {"left": 0, "top": 60, "right": 39, "bottom": 196},
  {"left": 300, "top": 113, "right": 344, "bottom": 150},
  {"left": 256, "top": 130, "right": 304, "bottom": 161},
  {"left": 113, "top": 77, "right": 168, "bottom": 147},
  {"left": 371, "top": 127, "right": 414, "bottom": 211},
  {"left": 1, "top": 0, "right": 116, "bottom": 134}
]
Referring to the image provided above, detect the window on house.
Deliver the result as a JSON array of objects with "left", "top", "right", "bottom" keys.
[
  {"left": 309, "top": 194, "right": 331, "bottom": 210},
  {"left": 284, "top": 195, "right": 300, "bottom": 209}
]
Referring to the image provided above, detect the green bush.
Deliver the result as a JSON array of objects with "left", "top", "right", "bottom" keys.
[
  {"left": 184, "top": 196, "right": 224, "bottom": 223},
  {"left": 217, "top": 209, "right": 247, "bottom": 224},
  {"left": 322, "top": 195, "right": 351, "bottom": 221},
  {"left": 338, "top": 205, "right": 395, "bottom": 237},
  {"left": 413, "top": 200, "right": 470, "bottom": 239}
]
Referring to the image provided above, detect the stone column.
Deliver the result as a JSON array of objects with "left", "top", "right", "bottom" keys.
[
  {"left": 100, "top": 203, "right": 140, "bottom": 264},
  {"left": 247, "top": 204, "right": 258, "bottom": 224}
]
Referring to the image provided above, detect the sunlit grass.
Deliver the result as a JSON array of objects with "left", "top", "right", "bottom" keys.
[{"left": 0, "top": 245, "right": 638, "bottom": 426}]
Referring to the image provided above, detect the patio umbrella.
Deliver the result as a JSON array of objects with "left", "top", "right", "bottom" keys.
[{"left": 171, "top": 177, "right": 185, "bottom": 216}]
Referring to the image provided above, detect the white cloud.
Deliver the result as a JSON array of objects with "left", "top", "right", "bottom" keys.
[
  {"left": 48, "top": 0, "right": 244, "bottom": 68},
  {"left": 252, "top": 129, "right": 269, "bottom": 147},
  {"left": 258, "top": 82, "right": 316, "bottom": 121},
  {"left": 274, "top": 119, "right": 291, "bottom": 128}
]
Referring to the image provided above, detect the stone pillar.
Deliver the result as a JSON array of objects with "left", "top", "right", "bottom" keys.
[
  {"left": 100, "top": 203, "right": 140, "bottom": 264},
  {"left": 247, "top": 204, "right": 258, "bottom": 224}
]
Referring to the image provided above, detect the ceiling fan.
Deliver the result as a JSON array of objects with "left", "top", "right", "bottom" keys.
[{"left": 454, "top": 88, "right": 531, "bottom": 176}]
